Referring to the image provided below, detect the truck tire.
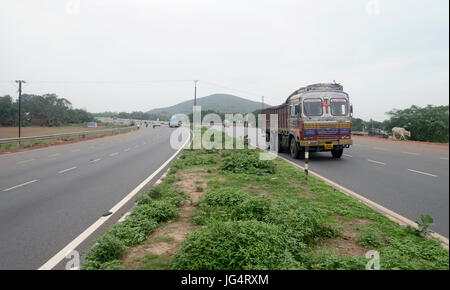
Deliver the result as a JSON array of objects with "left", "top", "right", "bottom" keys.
[
  {"left": 331, "top": 148, "right": 343, "bottom": 158},
  {"left": 290, "top": 138, "right": 300, "bottom": 159}
]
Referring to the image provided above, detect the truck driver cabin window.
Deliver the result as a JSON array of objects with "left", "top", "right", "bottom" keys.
[
  {"left": 330, "top": 98, "right": 348, "bottom": 116},
  {"left": 303, "top": 98, "right": 322, "bottom": 116}
]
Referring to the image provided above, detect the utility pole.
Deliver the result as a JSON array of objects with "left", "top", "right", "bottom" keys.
[
  {"left": 194, "top": 80, "right": 198, "bottom": 106},
  {"left": 261, "top": 96, "right": 264, "bottom": 111},
  {"left": 15, "top": 80, "right": 26, "bottom": 140}
]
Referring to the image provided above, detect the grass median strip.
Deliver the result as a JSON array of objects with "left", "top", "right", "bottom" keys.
[{"left": 80, "top": 138, "right": 449, "bottom": 270}]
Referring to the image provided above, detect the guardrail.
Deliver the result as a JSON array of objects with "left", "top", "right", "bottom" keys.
[
  {"left": 352, "top": 131, "right": 369, "bottom": 136},
  {"left": 0, "top": 126, "right": 137, "bottom": 145}
]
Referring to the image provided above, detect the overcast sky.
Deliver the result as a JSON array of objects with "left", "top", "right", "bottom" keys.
[{"left": 1, "top": 0, "right": 448, "bottom": 120}]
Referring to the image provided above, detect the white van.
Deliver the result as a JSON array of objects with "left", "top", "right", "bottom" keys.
[{"left": 169, "top": 116, "right": 181, "bottom": 128}]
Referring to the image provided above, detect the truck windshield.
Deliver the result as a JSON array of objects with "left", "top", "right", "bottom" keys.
[
  {"left": 330, "top": 98, "right": 348, "bottom": 116},
  {"left": 303, "top": 98, "right": 322, "bottom": 116}
]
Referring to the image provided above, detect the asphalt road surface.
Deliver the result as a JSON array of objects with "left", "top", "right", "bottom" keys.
[
  {"left": 281, "top": 136, "right": 449, "bottom": 238},
  {"left": 0, "top": 127, "right": 177, "bottom": 269}
]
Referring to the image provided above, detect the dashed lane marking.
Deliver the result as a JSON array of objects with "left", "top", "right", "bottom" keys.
[
  {"left": 3, "top": 179, "right": 38, "bottom": 192},
  {"left": 407, "top": 169, "right": 438, "bottom": 178},
  {"left": 368, "top": 159, "right": 386, "bottom": 165}
]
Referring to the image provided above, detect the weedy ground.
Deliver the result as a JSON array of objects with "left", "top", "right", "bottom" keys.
[{"left": 80, "top": 132, "right": 449, "bottom": 270}]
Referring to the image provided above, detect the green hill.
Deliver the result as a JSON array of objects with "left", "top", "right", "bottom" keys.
[{"left": 147, "top": 94, "right": 270, "bottom": 116}]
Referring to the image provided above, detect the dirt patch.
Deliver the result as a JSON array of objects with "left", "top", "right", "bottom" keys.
[
  {"left": 292, "top": 184, "right": 317, "bottom": 198},
  {"left": 174, "top": 170, "right": 209, "bottom": 203},
  {"left": 243, "top": 184, "right": 269, "bottom": 195},
  {"left": 333, "top": 215, "right": 371, "bottom": 240},
  {"left": 317, "top": 216, "right": 371, "bottom": 257},
  {"left": 318, "top": 238, "right": 368, "bottom": 257},
  {"left": 122, "top": 170, "right": 209, "bottom": 269},
  {"left": 0, "top": 129, "right": 135, "bottom": 154}
]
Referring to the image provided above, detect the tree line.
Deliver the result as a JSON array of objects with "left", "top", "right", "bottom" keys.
[
  {"left": 0, "top": 94, "right": 94, "bottom": 127},
  {"left": 93, "top": 111, "right": 170, "bottom": 121},
  {"left": 352, "top": 104, "right": 449, "bottom": 143}
]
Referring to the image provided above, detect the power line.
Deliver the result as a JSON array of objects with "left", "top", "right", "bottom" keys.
[
  {"left": 24, "top": 79, "right": 196, "bottom": 84},
  {"left": 201, "top": 80, "right": 265, "bottom": 97}
]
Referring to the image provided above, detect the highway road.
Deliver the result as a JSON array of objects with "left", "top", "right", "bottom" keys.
[
  {"left": 0, "top": 127, "right": 177, "bottom": 269},
  {"left": 280, "top": 136, "right": 449, "bottom": 238}
]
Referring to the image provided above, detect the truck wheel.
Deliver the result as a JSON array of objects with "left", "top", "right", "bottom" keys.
[
  {"left": 331, "top": 148, "right": 343, "bottom": 158},
  {"left": 290, "top": 138, "right": 300, "bottom": 159}
]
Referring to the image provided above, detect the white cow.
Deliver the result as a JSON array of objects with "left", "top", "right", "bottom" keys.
[{"left": 392, "top": 127, "right": 411, "bottom": 140}]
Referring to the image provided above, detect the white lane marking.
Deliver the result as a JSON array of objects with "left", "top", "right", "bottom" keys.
[
  {"left": 16, "top": 159, "right": 35, "bottom": 164},
  {"left": 134, "top": 145, "right": 139, "bottom": 148},
  {"left": 109, "top": 152, "right": 119, "bottom": 157},
  {"left": 343, "top": 154, "right": 352, "bottom": 158},
  {"left": 48, "top": 153, "right": 61, "bottom": 158},
  {"left": 407, "top": 169, "right": 438, "bottom": 177},
  {"left": 402, "top": 151, "right": 420, "bottom": 156},
  {"left": 3, "top": 179, "right": 38, "bottom": 192},
  {"left": 124, "top": 148, "right": 130, "bottom": 152},
  {"left": 368, "top": 159, "right": 386, "bottom": 165},
  {"left": 89, "top": 158, "right": 101, "bottom": 163},
  {"left": 440, "top": 157, "right": 449, "bottom": 161},
  {"left": 38, "top": 130, "right": 191, "bottom": 270},
  {"left": 58, "top": 167, "right": 77, "bottom": 174},
  {"left": 373, "top": 147, "right": 388, "bottom": 151}
]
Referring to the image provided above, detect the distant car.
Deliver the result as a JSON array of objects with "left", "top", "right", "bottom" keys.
[{"left": 153, "top": 121, "right": 161, "bottom": 128}]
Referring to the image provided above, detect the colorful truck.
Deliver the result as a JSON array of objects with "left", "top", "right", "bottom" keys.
[{"left": 261, "top": 83, "right": 353, "bottom": 159}]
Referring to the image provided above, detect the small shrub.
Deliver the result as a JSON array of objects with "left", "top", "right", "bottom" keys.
[
  {"left": 221, "top": 149, "right": 275, "bottom": 175},
  {"left": 234, "top": 197, "right": 272, "bottom": 221},
  {"left": 357, "top": 226, "right": 386, "bottom": 248},
  {"left": 199, "top": 187, "right": 250, "bottom": 207},
  {"left": 136, "top": 183, "right": 186, "bottom": 207},
  {"left": 171, "top": 220, "right": 300, "bottom": 270},
  {"left": 263, "top": 199, "right": 339, "bottom": 246},
  {"left": 131, "top": 201, "right": 179, "bottom": 223},
  {"left": 82, "top": 234, "right": 127, "bottom": 266},
  {"left": 416, "top": 214, "right": 434, "bottom": 237}
]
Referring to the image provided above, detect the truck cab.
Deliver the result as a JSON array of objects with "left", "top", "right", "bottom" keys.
[{"left": 263, "top": 83, "right": 353, "bottom": 159}]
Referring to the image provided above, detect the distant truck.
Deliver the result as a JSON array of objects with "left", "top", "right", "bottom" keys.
[
  {"left": 261, "top": 83, "right": 353, "bottom": 159},
  {"left": 85, "top": 122, "right": 98, "bottom": 128},
  {"left": 169, "top": 116, "right": 182, "bottom": 128}
]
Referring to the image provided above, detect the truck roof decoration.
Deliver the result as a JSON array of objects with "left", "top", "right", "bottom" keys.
[{"left": 286, "top": 83, "right": 344, "bottom": 103}]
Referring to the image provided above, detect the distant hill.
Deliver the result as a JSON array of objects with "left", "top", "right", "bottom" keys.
[{"left": 147, "top": 94, "right": 271, "bottom": 116}]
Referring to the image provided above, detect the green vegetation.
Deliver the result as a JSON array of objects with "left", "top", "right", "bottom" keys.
[
  {"left": 0, "top": 94, "right": 94, "bottom": 127},
  {"left": 80, "top": 183, "right": 187, "bottom": 270},
  {"left": 386, "top": 105, "right": 449, "bottom": 143},
  {"left": 221, "top": 149, "right": 275, "bottom": 175},
  {"left": 172, "top": 150, "right": 448, "bottom": 270},
  {"left": 414, "top": 214, "right": 435, "bottom": 238},
  {"left": 93, "top": 111, "right": 169, "bottom": 121},
  {"left": 352, "top": 104, "right": 449, "bottom": 143},
  {"left": 172, "top": 220, "right": 301, "bottom": 270},
  {"left": 80, "top": 134, "right": 449, "bottom": 270}
]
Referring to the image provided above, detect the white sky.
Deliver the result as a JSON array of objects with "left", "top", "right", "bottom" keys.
[{"left": 0, "top": 0, "right": 448, "bottom": 120}]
